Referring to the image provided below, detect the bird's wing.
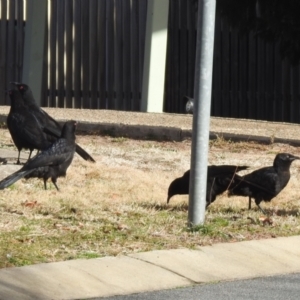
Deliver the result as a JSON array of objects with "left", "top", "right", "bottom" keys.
[
  {"left": 231, "top": 167, "right": 279, "bottom": 196},
  {"left": 8, "top": 112, "right": 51, "bottom": 150},
  {"left": 208, "top": 165, "right": 249, "bottom": 177},
  {"left": 25, "top": 138, "right": 75, "bottom": 170},
  {"left": 39, "top": 107, "right": 62, "bottom": 130}
]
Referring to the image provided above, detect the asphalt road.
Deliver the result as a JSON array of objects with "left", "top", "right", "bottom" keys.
[{"left": 99, "top": 273, "right": 300, "bottom": 300}]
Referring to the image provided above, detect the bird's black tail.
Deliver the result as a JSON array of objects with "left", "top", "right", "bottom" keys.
[
  {"left": 44, "top": 125, "right": 95, "bottom": 162},
  {"left": 0, "top": 169, "right": 35, "bottom": 190},
  {"left": 75, "top": 144, "right": 95, "bottom": 162}
]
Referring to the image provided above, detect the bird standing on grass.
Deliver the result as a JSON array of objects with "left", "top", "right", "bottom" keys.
[
  {"left": 167, "top": 165, "right": 248, "bottom": 208},
  {"left": 0, "top": 120, "right": 77, "bottom": 191},
  {"left": 7, "top": 89, "right": 52, "bottom": 164},
  {"left": 228, "top": 153, "right": 300, "bottom": 214},
  {"left": 10, "top": 82, "right": 96, "bottom": 163}
]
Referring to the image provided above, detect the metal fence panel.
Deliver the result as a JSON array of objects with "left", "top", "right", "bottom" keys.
[{"left": 1, "top": 0, "right": 300, "bottom": 123}]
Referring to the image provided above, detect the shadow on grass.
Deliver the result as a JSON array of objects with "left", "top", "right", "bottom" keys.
[
  {"left": 233, "top": 206, "right": 300, "bottom": 217},
  {"left": 275, "top": 208, "right": 300, "bottom": 217},
  {"left": 240, "top": 205, "right": 300, "bottom": 217},
  {"left": 139, "top": 201, "right": 300, "bottom": 216},
  {"left": 0, "top": 157, "right": 27, "bottom": 165},
  {"left": 139, "top": 202, "right": 188, "bottom": 212}
]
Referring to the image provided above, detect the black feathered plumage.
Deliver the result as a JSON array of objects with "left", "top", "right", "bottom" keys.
[
  {"left": 228, "top": 153, "right": 300, "bottom": 214},
  {"left": 167, "top": 165, "right": 248, "bottom": 207},
  {"left": 10, "top": 82, "right": 96, "bottom": 163},
  {"left": 7, "top": 89, "right": 52, "bottom": 164},
  {"left": 0, "top": 120, "right": 77, "bottom": 190}
]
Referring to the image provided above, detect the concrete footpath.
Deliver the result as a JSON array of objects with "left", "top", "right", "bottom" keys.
[
  {"left": 1, "top": 236, "right": 300, "bottom": 299},
  {"left": 1, "top": 109, "right": 300, "bottom": 299},
  {"left": 1, "top": 107, "right": 300, "bottom": 144}
]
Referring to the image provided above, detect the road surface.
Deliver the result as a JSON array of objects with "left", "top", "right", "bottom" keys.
[{"left": 99, "top": 273, "right": 300, "bottom": 300}]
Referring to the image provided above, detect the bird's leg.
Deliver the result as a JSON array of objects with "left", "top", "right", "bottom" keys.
[
  {"left": 43, "top": 179, "right": 47, "bottom": 190},
  {"left": 16, "top": 151, "right": 21, "bottom": 165},
  {"left": 52, "top": 178, "right": 60, "bottom": 191},
  {"left": 28, "top": 150, "right": 33, "bottom": 161},
  {"left": 248, "top": 197, "right": 252, "bottom": 209},
  {"left": 255, "top": 199, "right": 267, "bottom": 215},
  {"left": 207, "top": 178, "right": 216, "bottom": 208},
  {"left": 257, "top": 203, "right": 267, "bottom": 215}
]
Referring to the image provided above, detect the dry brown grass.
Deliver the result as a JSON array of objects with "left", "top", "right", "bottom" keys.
[{"left": 1, "top": 130, "right": 300, "bottom": 268}]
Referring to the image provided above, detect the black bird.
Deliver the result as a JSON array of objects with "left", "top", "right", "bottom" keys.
[
  {"left": 7, "top": 89, "right": 52, "bottom": 164},
  {"left": 228, "top": 153, "right": 300, "bottom": 214},
  {"left": 0, "top": 120, "right": 77, "bottom": 191},
  {"left": 10, "top": 82, "right": 96, "bottom": 163},
  {"left": 167, "top": 165, "right": 248, "bottom": 207}
]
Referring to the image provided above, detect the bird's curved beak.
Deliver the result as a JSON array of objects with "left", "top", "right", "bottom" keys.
[
  {"left": 291, "top": 155, "right": 300, "bottom": 161},
  {"left": 167, "top": 195, "right": 172, "bottom": 204}
]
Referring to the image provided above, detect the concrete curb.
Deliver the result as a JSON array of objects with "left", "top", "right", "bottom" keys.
[
  {"left": 2, "top": 112, "right": 300, "bottom": 145},
  {"left": 0, "top": 236, "right": 300, "bottom": 300},
  {"left": 76, "top": 121, "right": 193, "bottom": 141},
  {"left": 209, "top": 131, "right": 300, "bottom": 147}
]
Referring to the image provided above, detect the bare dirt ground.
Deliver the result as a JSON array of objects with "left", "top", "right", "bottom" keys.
[{"left": 1, "top": 127, "right": 300, "bottom": 268}]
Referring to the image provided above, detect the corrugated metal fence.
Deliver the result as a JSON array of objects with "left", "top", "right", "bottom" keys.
[
  {"left": 0, "top": 0, "right": 147, "bottom": 110},
  {"left": 1, "top": 0, "right": 300, "bottom": 123},
  {"left": 45, "top": 0, "right": 147, "bottom": 110},
  {"left": 0, "top": 0, "right": 24, "bottom": 103},
  {"left": 164, "top": 0, "right": 300, "bottom": 123},
  {"left": 212, "top": 6, "right": 300, "bottom": 123}
]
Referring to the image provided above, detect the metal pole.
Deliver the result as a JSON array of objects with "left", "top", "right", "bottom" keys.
[{"left": 188, "top": 0, "right": 216, "bottom": 226}]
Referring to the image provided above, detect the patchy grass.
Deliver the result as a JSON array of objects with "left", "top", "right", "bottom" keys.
[{"left": 1, "top": 129, "right": 300, "bottom": 268}]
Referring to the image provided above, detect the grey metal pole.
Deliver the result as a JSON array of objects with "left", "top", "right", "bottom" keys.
[{"left": 188, "top": 0, "right": 216, "bottom": 226}]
